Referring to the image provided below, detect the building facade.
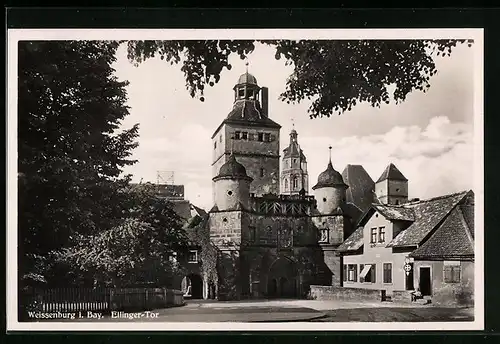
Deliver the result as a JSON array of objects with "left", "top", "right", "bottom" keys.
[{"left": 176, "top": 70, "right": 475, "bottom": 304}]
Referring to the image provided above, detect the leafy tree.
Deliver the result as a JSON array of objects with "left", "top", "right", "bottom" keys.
[
  {"left": 18, "top": 40, "right": 139, "bottom": 289},
  {"left": 126, "top": 39, "right": 473, "bottom": 118},
  {"left": 56, "top": 183, "right": 189, "bottom": 287}
]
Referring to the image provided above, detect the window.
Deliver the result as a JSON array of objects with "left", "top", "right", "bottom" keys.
[
  {"left": 444, "top": 263, "right": 461, "bottom": 283},
  {"left": 260, "top": 168, "right": 264, "bottom": 177},
  {"left": 319, "top": 228, "right": 328, "bottom": 243},
  {"left": 235, "top": 131, "right": 241, "bottom": 140},
  {"left": 383, "top": 263, "right": 392, "bottom": 283},
  {"left": 347, "top": 264, "right": 358, "bottom": 282},
  {"left": 370, "top": 228, "right": 377, "bottom": 243},
  {"left": 378, "top": 227, "right": 386, "bottom": 243},
  {"left": 284, "top": 179, "right": 288, "bottom": 190},
  {"left": 227, "top": 191, "right": 233, "bottom": 196},
  {"left": 238, "top": 89, "right": 244, "bottom": 97},
  {"left": 249, "top": 226, "right": 256, "bottom": 242},
  {"left": 242, "top": 132, "right": 248, "bottom": 140},
  {"left": 292, "top": 176, "right": 298, "bottom": 189},
  {"left": 188, "top": 250, "right": 198, "bottom": 263},
  {"left": 247, "top": 90, "right": 254, "bottom": 99},
  {"left": 360, "top": 264, "right": 376, "bottom": 283},
  {"left": 264, "top": 133, "right": 270, "bottom": 142},
  {"left": 214, "top": 141, "right": 217, "bottom": 149},
  {"left": 258, "top": 133, "right": 264, "bottom": 141}
]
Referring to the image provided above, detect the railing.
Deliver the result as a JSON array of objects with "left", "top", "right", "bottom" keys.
[{"left": 20, "top": 287, "right": 185, "bottom": 320}]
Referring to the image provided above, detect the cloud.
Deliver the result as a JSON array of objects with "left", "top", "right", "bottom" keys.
[{"left": 297, "top": 116, "right": 473, "bottom": 200}]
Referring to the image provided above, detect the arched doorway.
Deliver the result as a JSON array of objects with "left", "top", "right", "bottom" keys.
[
  {"left": 267, "top": 257, "right": 298, "bottom": 298},
  {"left": 182, "top": 274, "right": 203, "bottom": 299}
]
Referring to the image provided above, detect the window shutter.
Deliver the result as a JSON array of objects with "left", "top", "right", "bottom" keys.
[
  {"left": 372, "top": 264, "right": 376, "bottom": 283},
  {"left": 343, "top": 265, "right": 347, "bottom": 282},
  {"left": 452, "top": 267, "right": 461, "bottom": 283},
  {"left": 444, "top": 266, "right": 452, "bottom": 283},
  {"left": 354, "top": 265, "right": 358, "bottom": 281}
]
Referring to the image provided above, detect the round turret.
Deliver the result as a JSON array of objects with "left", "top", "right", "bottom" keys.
[
  {"left": 313, "top": 161, "right": 348, "bottom": 214},
  {"left": 213, "top": 155, "right": 253, "bottom": 210}
]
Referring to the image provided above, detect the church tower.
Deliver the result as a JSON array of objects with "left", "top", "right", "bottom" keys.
[
  {"left": 281, "top": 128, "right": 309, "bottom": 195},
  {"left": 211, "top": 66, "right": 281, "bottom": 201}
]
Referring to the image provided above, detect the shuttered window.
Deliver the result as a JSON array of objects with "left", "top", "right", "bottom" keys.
[
  {"left": 383, "top": 263, "right": 392, "bottom": 283},
  {"left": 444, "top": 265, "right": 461, "bottom": 283}
]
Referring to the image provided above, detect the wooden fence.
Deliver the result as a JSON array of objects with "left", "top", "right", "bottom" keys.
[{"left": 20, "top": 287, "right": 184, "bottom": 320}]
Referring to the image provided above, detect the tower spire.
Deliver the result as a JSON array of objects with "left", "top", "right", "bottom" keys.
[
  {"left": 245, "top": 61, "right": 249, "bottom": 73},
  {"left": 328, "top": 145, "right": 332, "bottom": 163}
]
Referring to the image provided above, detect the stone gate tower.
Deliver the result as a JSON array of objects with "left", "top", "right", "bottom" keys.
[{"left": 211, "top": 69, "right": 281, "bottom": 201}]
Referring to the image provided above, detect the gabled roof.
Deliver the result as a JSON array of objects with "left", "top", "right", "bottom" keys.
[
  {"left": 337, "top": 227, "right": 364, "bottom": 252},
  {"left": 356, "top": 204, "right": 415, "bottom": 228},
  {"left": 338, "top": 190, "right": 474, "bottom": 254},
  {"left": 342, "top": 164, "right": 376, "bottom": 213},
  {"left": 409, "top": 205, "right": 474, "bottom": 259},
  {"left": 376, "top": 163, "right": 408, "bottom": 183},
  {"left": 387, "top": 191, "right": 470, "bottom": 248}
]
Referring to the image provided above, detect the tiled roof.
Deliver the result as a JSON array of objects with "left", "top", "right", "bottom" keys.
[
  {"left": 339, "top": 190, "right": 474, "bottom": 254},
  {"left": 337, "top": 227, "right": 364, "bottom": 252},
  {"left": 409, "top": 205, "right": 474, "bottom": 259},
  {"left": 373, "top": 204, "right": 415, "bottom": 222},
  {"left": 185, "top": 213, "right": 210, "bottom": 246},
  {"left": 171, "top": 200, "right": 192, "bottom": 221},
  {"left": 312, "top": 162, "right": 348, "bottom": 190},
  {"left": 226, "top": 100, "right": 281, "bottom": 128},
  {"left": 213, "top": 154, "right": 252, "bottom": 181},
  {"left": 387, "top": 191, "right": 470, "bottom": 248},
  {"left": 376, "top": 163, "right": 408, "bottom": 183},
  {"left": 283, "top": 145, "right": 307, "bottom": 160},
  {"left": 342, "top": 164, "right": 376, "bottom": 213}
]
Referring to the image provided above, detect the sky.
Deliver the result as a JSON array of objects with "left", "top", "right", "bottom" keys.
[{"left": 112, "top": 41, "right": 476, "bottom": 211}]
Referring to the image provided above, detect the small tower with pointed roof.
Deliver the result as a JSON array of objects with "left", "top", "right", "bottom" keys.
[
  {"left": 312, "top": 147, "right": 349, "bottom": 214},
  {"left": 212, "top": 153, "right": 253, "bottom": 211},
  {"left": 281, "top": 127, "right": 309, "bottom": 195},
  {"left": 375, "top": 163, "right": 408, "bottom": 205}
]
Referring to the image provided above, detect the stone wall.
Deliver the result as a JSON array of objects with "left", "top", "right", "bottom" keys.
[
  {"left": 392, "top": 290, "right": 413, "bottom": 303},
  {"left": 309, "top": 285, "right": 385, "bottom": 302},
  {"left": 110, "top": 288, "right": 184, "bottom": 311}
]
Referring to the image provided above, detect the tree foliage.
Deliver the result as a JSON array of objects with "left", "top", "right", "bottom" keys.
[
  {"left": 54, "top": 183, "right": 189, "bottom": 287},
  {"left": 127, "top": 39, "right": 473, "bottom": 118},
  {"left": 18, "top": 40, "right": 139, "bottom": 288}
]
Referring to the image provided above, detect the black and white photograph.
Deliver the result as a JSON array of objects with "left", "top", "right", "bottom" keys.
[{"left": 7, "top": 29, "right": 484, "bottom": 331}]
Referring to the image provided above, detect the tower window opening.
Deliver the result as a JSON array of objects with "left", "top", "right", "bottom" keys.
[
  {"left": 238, "top": 89, "right": 244, "bottom": 97},
  {"left": 323, "top": 197, "right": 327, "bottom": 202},
  {"left": 292, "top": 176, "right": 298, "bottom": 189},
  {"left": 396, "top": 188, "right": 400, "bottom": 192},
  {"left": 214, "top": 141, "right": 217, "bottom": 149},
  {"left": 223, "top": 218, "right": 228, "bottom": 223},
  {"left": 284, "top": 179, "right": 289, "bottom": 190},
  {"left": 242, "top": 132, "right": 248, "bottom": 140},
  {"left": 247, "top": 90, "right": 254, "bottom": 99},
  {"left": 227, "top": 191, "right": 233, "bottom": 196},
  {"left": 260, "top": 168, "right": 264, "bottom": 177},
  {"left": 258, "top": 133, "right": 263, "bottom": 141}
]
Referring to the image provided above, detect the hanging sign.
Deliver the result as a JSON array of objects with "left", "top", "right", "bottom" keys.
[{"left": 404, "top": 264, "right": 412, "bottom": 276}]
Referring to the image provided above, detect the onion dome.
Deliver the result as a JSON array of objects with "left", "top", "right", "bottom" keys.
[
  {"left": 213, "top": 155, "right": 253, "bottom": 182},
  {"left": 312, "top": 161, "right": 348, "bottom": 190},
  {"left": 237, "top": 72, "right": 258, "bottom": 86}
]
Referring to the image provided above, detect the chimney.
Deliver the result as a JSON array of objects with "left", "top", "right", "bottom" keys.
[{"left": 261, "top": 87, "right": 269, "bottom": 117}]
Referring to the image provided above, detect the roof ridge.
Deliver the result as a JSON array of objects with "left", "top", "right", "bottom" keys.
[{"left": 402, "top": 190, "right": 469, "bottom": 206}]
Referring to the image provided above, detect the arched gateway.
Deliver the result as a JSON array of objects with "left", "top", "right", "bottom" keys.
[{"left": 267, "top": 256, "right": 298, "bottom": 298}]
